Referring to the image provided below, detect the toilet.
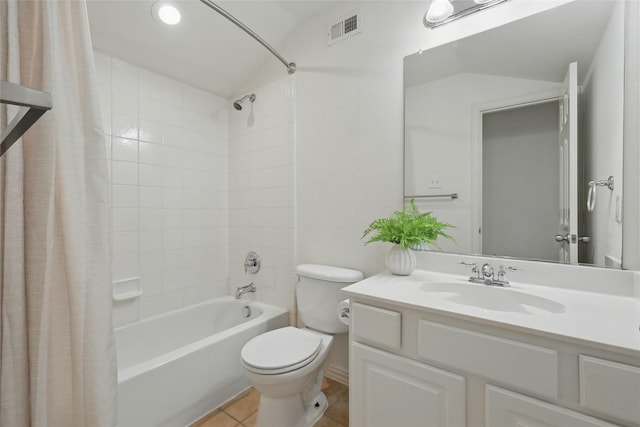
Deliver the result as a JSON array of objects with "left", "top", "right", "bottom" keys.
[{"left": 240, "top": 264, "right": 363, "bottom": 427}]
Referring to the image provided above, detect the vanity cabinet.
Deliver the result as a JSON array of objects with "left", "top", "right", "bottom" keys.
[
  {"left": 348, "top": 299, "right": 640, "bottom": 427},
  {"left": 351, "top": 342, "right": 465, "bottom": 427}
]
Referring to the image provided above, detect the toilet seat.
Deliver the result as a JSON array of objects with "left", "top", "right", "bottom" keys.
[{"left": 241, "top": 327, "right": 322, "bottom": 375}]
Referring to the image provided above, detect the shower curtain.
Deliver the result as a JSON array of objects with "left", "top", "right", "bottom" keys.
[{"left": 0, "top": 1, "right": 116, "bottom": 426}]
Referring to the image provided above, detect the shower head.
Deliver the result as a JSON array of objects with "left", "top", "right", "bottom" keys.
[{"left": 233, "top": 93, "right": 256, "bottom": 111}]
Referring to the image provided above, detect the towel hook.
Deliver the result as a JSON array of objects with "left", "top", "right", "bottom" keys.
[{"left": 587, "top": 176, "right": 614, "bottom": 212}]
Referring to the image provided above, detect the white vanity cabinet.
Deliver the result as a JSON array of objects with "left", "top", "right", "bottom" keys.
[
  {"left": 351, "top": 342, "right": 465, "bottom": 427},
  {"left": 348, "top": 298, "right": 640, "bottom": 427}
]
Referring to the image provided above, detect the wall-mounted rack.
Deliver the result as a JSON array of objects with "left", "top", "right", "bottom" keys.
[
  {"left": 405, "top": 193, "right": 458, "bottom": 200},
  {"left": 1, "top": 80, "right": 52, "bottom": 156}
]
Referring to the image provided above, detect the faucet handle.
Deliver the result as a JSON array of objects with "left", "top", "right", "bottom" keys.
[
  {"left": 497, "top": 265, "right": 521, "bottom": 281},
  {"left": 459, "top": 261, "right": 481, "bottom": 278}
]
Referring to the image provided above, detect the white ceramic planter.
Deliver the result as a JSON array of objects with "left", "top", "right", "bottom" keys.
[{"left": 386, "top": 245, "right": 416, "bottom": 276}]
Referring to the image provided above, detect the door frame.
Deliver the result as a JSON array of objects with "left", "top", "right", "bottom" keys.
[{"left": 470, "top": 90, "right": 563, "bottom": 254}]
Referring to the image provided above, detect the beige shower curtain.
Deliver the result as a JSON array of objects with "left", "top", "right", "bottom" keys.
[{"left": 0, "top": 1, "right": 116, "bottom": 426}]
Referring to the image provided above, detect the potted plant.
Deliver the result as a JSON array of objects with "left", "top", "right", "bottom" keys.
[{"left": 362, "top": 200, "right": 454, "bottom": 275}]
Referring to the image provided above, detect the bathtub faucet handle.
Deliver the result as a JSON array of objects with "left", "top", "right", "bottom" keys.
[{"left": 244, "top": 251, "right": 261, "bottom": 274}]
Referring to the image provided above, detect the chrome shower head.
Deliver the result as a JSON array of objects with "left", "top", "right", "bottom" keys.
[{"left": 233, "top": 93, "right": 256, "bottom": 111}]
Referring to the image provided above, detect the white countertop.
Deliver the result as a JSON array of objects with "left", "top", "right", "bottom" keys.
[{"left": 343, "top": 269, "right": 640, "bottom": 356}]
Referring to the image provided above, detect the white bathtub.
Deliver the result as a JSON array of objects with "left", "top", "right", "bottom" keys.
[{"left": 115, "top": 297, "right": 289, "bottom": 427}]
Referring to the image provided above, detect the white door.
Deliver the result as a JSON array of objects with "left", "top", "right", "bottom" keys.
[
  {"left": 350, "top": 342, "right": 466, "bottom": 427},
  {"left": 557, "top": 62, "right": 579, "bottom": 263}
]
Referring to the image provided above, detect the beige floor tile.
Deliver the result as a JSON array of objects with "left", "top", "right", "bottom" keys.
[
  {"left": 322, "top": 378, "right": 348, "bottom": 407},
  {"left": 315, "top": 414, "right": 344, "bottom": 427},
  {"left": 195, "top": 410, "right": 239, "bottom": 427},
  {"left": 223, "top": 388, "right": 261, "bottom": 422},
  {"left": 324, "top": 390, "right": 349, "bottom": 426},
  {"left": 241, "top": 411, "right": 257, "bottom": 427}
]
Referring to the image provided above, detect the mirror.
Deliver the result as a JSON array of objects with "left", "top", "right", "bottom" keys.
[{"left": 404, "top": 0, "right": 626, "bottom": 268}]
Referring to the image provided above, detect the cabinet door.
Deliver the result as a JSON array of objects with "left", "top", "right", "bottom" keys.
[
  {"left": 351, "top": 342, "right": 465, "bottom": 427},
  {"left": 486, "top": 386, "right": 621, "bottom": 427}
]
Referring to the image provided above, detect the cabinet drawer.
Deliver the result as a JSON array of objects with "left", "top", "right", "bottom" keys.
[
  {"left": 579, "top": 355, "right": 640, "bottom": 424},
  {"left": 418, "top": 320, "right": 558, "bottom": 399},
  {"left": 486, "top": 385, "right": 619, "bottom": 427},
  {"left": 352, "top": 303, "right": 401, "bottom": 350}
]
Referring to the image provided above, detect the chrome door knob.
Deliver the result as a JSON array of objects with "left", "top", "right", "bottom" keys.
[
  {"left": 578, "top": 236, "right": 590, "bottom": 243},
  {"left": 555, "top": 234, "right": 570, "bottom": 243}
]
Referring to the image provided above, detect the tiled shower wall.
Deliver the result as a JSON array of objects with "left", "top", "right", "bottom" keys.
[
  {"left": 94, "top": 52, "right": 229, "bottom": 327},
  {"left": 228, "top": 77, "right": 297, "bottom": 325}
]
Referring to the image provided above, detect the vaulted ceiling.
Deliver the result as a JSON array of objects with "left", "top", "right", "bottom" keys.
[{"left": 87, "top": 0, "right": 333, "bottom": 98}]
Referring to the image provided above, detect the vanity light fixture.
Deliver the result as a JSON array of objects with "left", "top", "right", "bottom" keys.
[
  {"left": 152, "top": 1, "right": 182, "bottom": 26},
  {"left": 424, "top": 0, "right": 511, "bottom": 29},
  {"left": 424, "top": 0, "right": 454, "bottom": 24}
]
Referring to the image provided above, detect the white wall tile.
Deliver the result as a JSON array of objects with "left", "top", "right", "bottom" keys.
[
  {"left": 162, "top": 78, "right": 183, "bottom": 107},
  {"left": 139, "top": 164, "right": 162, "bottom": 187},
  {"left": 112, "top": 113, "right": 139, "bottom": 140},
  {"left": 112, "top": 254, "right": 139, "bottom": 281},
  {"left": 113, "top": 87, "right": 138, "bottom": 117},
  {"left": 140, "top": 186, "right": 162, "bottom": 208},
  {"left": 112, "top": 137, "right": 138, "bottom": 162},
  {"left": 100, "top": 52, "right": 229, "bottom": 324},
  {"left": 139, "top": 208, "right": 163, "bottom": 230},
  {"left": 162, "top": 103, "right": 183, "bottom": 127},
  {"left": 112, "top": 161, "right": 139, "bottom": 185},
  {"left": 140, "top": 230, "right": 163, "bottom": 253},
  {"left": 162, "top": 125, "right": 182, "bottom": 147},
  {"left": 139, "top": 119, "right": 162, "bottom": 144},
  {"left": 93, "top": 51, "right": 112, "bottom": 86},
  {"left": 139, "top": 69, "right": 163, "bottom": 101},
  {"left": 112, "top": 58, "right": 138, "bottom": 91},
  {"left": 113, "top": 232, "right": 139, "bottom": 256},
  {"left": 139, "top": 141, "right": 163, "bottom": 165},
  {"left": 112, "top": 184, "right": 138, "bottom": 208},
  {"left": 140, "top": 251, "right": 163, "bottom": 276},
  {"left": 113, "top": 209, "right": 139, "bottom": 232}
]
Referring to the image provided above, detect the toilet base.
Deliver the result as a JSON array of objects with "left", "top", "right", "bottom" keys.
[
  {"left": 305, "top": 392, "right": 328, "bottom": 426},
  {"left": 255, "top": 392, "right": 328, "bottom": 427}
]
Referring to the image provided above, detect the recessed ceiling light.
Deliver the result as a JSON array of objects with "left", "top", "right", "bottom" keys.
[{"left": 152, "top": 1, "right": 181, "bottom": 26}]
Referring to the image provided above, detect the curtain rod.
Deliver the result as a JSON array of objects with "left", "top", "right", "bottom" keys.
[{"left": 199, "top": 0, "right": 296, "bottom": 75}]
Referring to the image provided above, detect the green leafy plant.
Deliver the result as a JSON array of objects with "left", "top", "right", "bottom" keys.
[{"left": 362, "top": 200, "right": 455, "bottom": 249}]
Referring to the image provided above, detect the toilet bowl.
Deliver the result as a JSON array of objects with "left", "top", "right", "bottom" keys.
[
  {"left": 240, "top": 264, "right": 363, "bottom": 427},
  {"left": 241, "top": 327, "right": 333, "bottom": 427}
]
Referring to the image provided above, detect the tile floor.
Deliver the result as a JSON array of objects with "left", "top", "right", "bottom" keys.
[{"left": 192, "top": 377, "right": 349, "bottom": 427}]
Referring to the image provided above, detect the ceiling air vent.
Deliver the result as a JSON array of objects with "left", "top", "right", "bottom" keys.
[{"left": 328, "top": 10, "right": 362, "bottom": 46}]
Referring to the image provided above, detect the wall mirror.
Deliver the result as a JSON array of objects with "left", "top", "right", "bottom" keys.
[{"left": 404, "top": 0, "right": 626, "bottom": 268}]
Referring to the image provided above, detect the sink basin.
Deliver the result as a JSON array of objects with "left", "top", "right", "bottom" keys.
[{"left": 419, "top": 281, "right": 565, "bottom": 314}]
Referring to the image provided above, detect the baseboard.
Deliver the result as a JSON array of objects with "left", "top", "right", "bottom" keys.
[{"left": 325, "top": 364, "right": 349, "bottom": 385}]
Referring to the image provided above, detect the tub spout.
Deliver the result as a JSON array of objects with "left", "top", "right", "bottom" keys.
[{"left": 235, "top": 283, "right": 256, "bottom": 299}]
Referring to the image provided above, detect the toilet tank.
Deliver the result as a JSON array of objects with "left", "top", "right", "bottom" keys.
[{"left": 295, "top": 264, "right": 364, "bottom": 334}]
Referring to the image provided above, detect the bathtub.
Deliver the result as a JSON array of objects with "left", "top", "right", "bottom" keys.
[{"left": 115, "top": 297, "right": 289, "bottom": 427}]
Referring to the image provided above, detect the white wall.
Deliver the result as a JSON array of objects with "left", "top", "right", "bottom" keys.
[
  {"left": 238, "top": 0, "right": 576, "bottom": 375},
  {"left": 582, "top": 0, "right": 625, "bottom": 267},
  {"left": 228, "top": 77, "right": 297, "bottom": 325},
  {"left": 94, "top": 52, "right": 230, "bottom": 327}
]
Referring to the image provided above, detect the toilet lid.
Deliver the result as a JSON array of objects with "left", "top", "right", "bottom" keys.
[{"left": 241, "top": 327, "right": 322, "bottom": 374}]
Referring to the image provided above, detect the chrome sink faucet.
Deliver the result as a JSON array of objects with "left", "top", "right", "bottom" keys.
[
  {"left": 459, "top": 262, "right": 519, "bottom": 287},
  {"left": 235, "top": 282, "right": 256, "bottom": 299}
]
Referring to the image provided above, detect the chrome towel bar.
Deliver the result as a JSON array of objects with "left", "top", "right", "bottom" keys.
[{"left": 405, "top": 193, "right": 458, "bottom": 200}]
